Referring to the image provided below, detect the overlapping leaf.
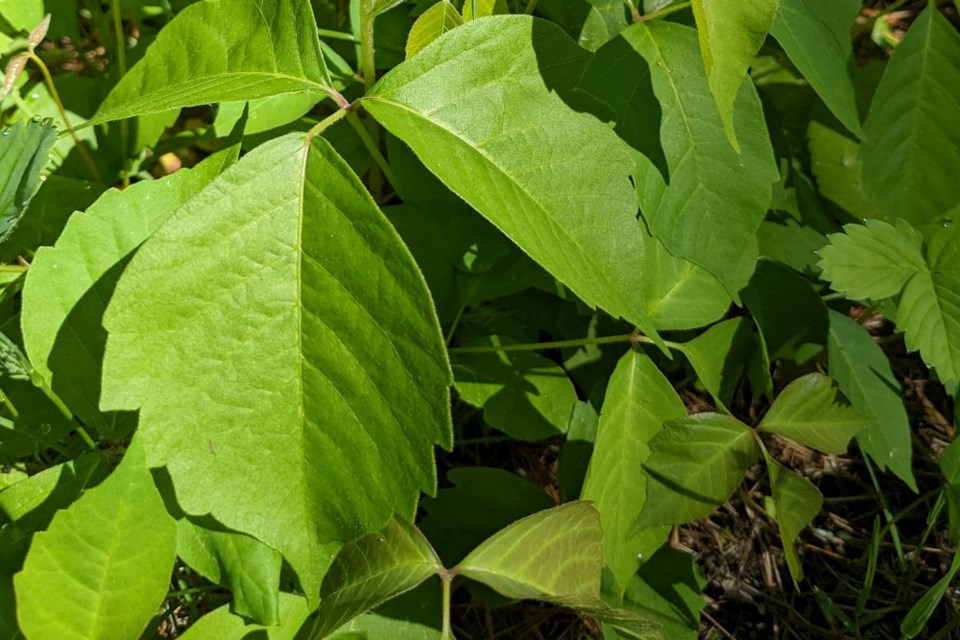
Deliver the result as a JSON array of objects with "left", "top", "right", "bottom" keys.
[
  {"left": 406, "top": 1, "right": 463, "bottom": 58},
  {"left": 678, "top": 317, "right": 753, "bottom": 412},
  {"left": 178, "top": 593, "right": 312, "bottom": 640},
  {"left": 636, "top": 413, "right": 758, "bottom": 529},
  {"left": 581, "top": 349, "right": 686, "bottom": 595},
  {"left": 14, "top": 442, "right": 176, "bottom": 640},
  {"left": 92, "top": 0, "right": 334, "bottom": 125},
  {"left": 770, "top": 0, "right": 861, "bottom": 137},
  {"left": 828, "top": 310, "right": 916, "bottom": 490},
  {"left": 690, "top": 0, "right": 779, "bottom": 148},
  {"left": 99, "top": 134, "right": 452, "bottom": 598},
  {"left": 365, "top": 16, "right": 661, "bottom": 340},
  {"left": 627, "top": 21, "right": 778, "bottom": 296},
  {"left": 0, "top": 119, "right": 55, "bottom": 241},
  {"left": 862, "top": 7, "right": 960, "bottom": 226},
  {"left": 764, "top": 455, "right": 822, "bottom": 582}
]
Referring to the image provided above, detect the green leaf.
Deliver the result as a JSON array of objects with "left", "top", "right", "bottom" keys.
[
  {"left": 581, "top": 349, "right": 686, "bottom": 596},
  {"left": 419, "top": 467, "right": 555, "bottom": 566},
  {"left": 22, "top": 142, "right": 241, "bottom": 438},
  {"left": 312, "top": 519, "right": 442, "bottom": 638},
  {"left": 807, "top": 116, "right": 882, "bottom": 219},
  {"left": 897, "top": 222, "right": 960, "bottom": 386},
  {"left": 901, "top": 550, "right": 960, "bottom": 639},
  {"left": 614, "top": 546, "right": 706, "bottom": 639},
  {"left": 99, "top": 133, "right": 452, "bottom": 600},
  {"left": 636, "top": 413, "right": 757, "bottom": 529},
  {"left": 14, "top": 441, "right": 176, "bottom": 640},
  {"left": 453, "top": 335, "right": 578, "bottom": 441},
  {"left": 770, "top": 0, "right": 861, "bottom": 137},
  {"left": 764, "top": 455, "right": 822, "bottom": 582},
  {"left": 742, "top": 259, "right": 828, "bottom": 366},
  {"left": 179, "top": 592, "right": 312, "bottom": 640},
  {"left": 329, "top": 583, "right": 443, "bottom": 639},
  {"left": 92, "top": 0, "right": 334, "bottom": 125},
  {"left": 0, "top": 0, "right": 43, "bottom": 32},
  {"left": 0, "top": 119, "right": 56, "bottom": 241},
  {"left": 628, "top": 21, "right": 778, "bottom": 296},
  {"left": 406, "top": 1, "right": 463, "bottom": 59},
  {"left": 678, "top": 317, "right": 753, "bottom": 412},
  {"left": 862, "top": 7, "right": 960, "bottom": 227},
  {"left": 818, "top": 219, "right": 927, "bottom": 301},
  {"left": 176, "top": 519, "right": 283, "bottom": 625},
  {"left": 759, "top": 373, "right": 867, "bottom": 454},
  {"left": 365, "top": 16, "right": 661, "bottom": 340},
  {"left": 454, "top": 501, "right": 602, "bottom": 601},
  {"left": 462, "top": 0, "right": 507, "bottom": 21},
  {"left": 690, "top": 0, "right": 779, "bottom": 149},
  {"left": 827, "top": 310, "right": 916, "bottom": 490},
  {"left": 940, "top": 437, "right": 960, "bottom": 541}
]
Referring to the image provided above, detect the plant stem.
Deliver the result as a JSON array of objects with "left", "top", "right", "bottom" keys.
[
  {"left": 306, "top": 106, "right": 353, "bottom": 141},
  {"left": 347, "top": 112, "right": 397, "bottom": 188},
  {"left": 317, "top": 28, "right": 362, "bottom": 43},
  {"left": 359, "top": 0, "right": 384, "bottom": 198},
  {"left": 623, "top": 0, "right": 641, "bottom": 23},
  {"left": 863, "top": 455, "right": 905, "bottom": 567},
  {"left": 448, "top": 333, "right": 683, "bottom": 354},
  {"left": 523, "top": 0, "right": 540, "bottom": 15},
  {"left": 111, "top": 0, "right": 130, "bottom": 187},
  {"left": 639, "top": 0, "right": 691, "bottom": 22},
  {"left": 29, "top": 54, "right": 102, "bottom": 184},
  {"left": 440, "top": 571, "right": 455, "bottom": 640}
]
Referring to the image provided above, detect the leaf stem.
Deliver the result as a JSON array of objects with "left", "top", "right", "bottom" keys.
[
  {"left": 639, "top": 0, "right": 691, "bottom": 22},
  {"left": 523, "top": 0, "right": 540, "bottom": 15},
  {"left": 448, "top": 333, "right": 683, "bottom": 354},
  {"left": 347, "top": 112, "right": 397, "bottom": 188},
  {"left": 623, "top": 0, "right": 641, "bottom": 23},
  {"left": 317, "top": 28, "right": 363, "bottom": 43},
  {"left": 28, "top": 54, "right": 103, "bottom": 184},
  {"left": 359, "top": 0, "right": 384, "bottom": 199},
  {"left": 111, "top": 0, "right": 130, "bottom": 188},
  {"left": 440, "top": 570, "right": 455, "bottom": 640},
  {"left": 306, "top": 105, "right": 354, "bottom": 140}
]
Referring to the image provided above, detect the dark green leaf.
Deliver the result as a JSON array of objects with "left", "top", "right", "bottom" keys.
[
  {"left": 764, "top": 455, "right": 822, "bottom": 582},
  {"left": 0, "top": 119, "right": 56, "bottom": 241}
]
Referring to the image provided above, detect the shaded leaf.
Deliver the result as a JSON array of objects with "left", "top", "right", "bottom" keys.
[
  {"left": 365, "top": 16, "right": 661, "bottom": 340},
  {"left": 901, "top": 550, "right": 960, "bottom": 639},
  {"left": 827, "top": 310, "right": 916, "bottom": 490},
  {"left": 99, "top": 134, "right": 452, "bottom": 599},
  {"left": 14, "top": 441, "right": 176, "bottom": 640},
  {"left": 759, "top": 373, "right": 867, "bottom": 453},
  {"left": 453, "top": 335, "right": 577, "bottom": 441},
  {"left": 770, "top": 0, "right": 861, "bottom": 137},
  {"left": 628, "top": 21, "right": 778, "bottom": 296},
  {"left": 690, "top": 0, "right": 779, "bottom": 148},
  {"left": 764, "top": 455, "right": 822, "bottom": 582},
  {"left": 178, "top": 593, "right": 312, "bottom": 640},
  {"left": 313, "top": 519, "right": 441, "bottom": 638},
  {"left": 678, "top": 317, "right": 753, "bottom": 412},
  {"left": 406, "top": 1, "right": 463, "bottom": 59},
  {"left": 818, "top": 219, "right": 927, "bottom": 301},
  {"left": 0, "top": 119, "right": 56, "bottom": 241},
  {"left": 862, "top": 7, "right": 960, "bottom": 227},
  {"left": 581, "top": 349, "right": 686, "bottom": 595},
  {"left": 93, "top": 0, "right": 334, "bottom": 125},
  {"left": 636, "top": 413, "right": 757, "bottom": 529}
]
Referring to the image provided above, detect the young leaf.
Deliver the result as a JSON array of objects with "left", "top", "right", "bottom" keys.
[
  {"left": 311, "top": 519, "right": 442, "bottom": 638},
  {"left": 690, "top": 0, "right": 779, "bottom": 149},
  {"left": 364, "top": 16, "right": 662, "bottom": 341},
  {"left": 92, "top": 0, "right": 336, "bottom": 125},
  {"left": 14, "top": 441, "right": 176, "bottom": 640},
  {"left": 861, "top": 6, "right": 960, "bottom": 227},
  {"left": 770, "top": 0, "right": 861, "bottom": 137},
  {"left": 581, "top": 349, "right": 687, "bottom": 596},
  {"left": 827, "top": 310, "right": 917, "bottom": 491},
  {"left": 406, "top": 1, "right": 463, "bottom": 59},
  {"left": 454, "top": 501, "right": 602, "bottom": 601},
  {"left": 0, "top": 118, "right": 56, "bottom": 240},
  {"left": 636, "top": 413, "right": 758, "bottom": 529},
  {"left": 99, "top": 134, "right": 452, "bottom": 599},
  {"left": 758, "top": 373, "right": 867, "bottom": 454},
  {"left": 897, "top": 221, "right": 960, "bottom": 386},
  {"left": 900, "top": 550, "right": 960, "bottom": 639},
  {"left": 178, "top": 593, "right": 313, "bottom": 640},
  {"left": 26, "top": 13, "right": 50, "bottom": 52},
  {"left": 176, "top": 519, "right": 283, "bottom": 625},
  {"left": 677, "top": 316, "right": 753, "bottom": 412},
  {"left": 22, "top": 144, "right": 241, "bottom": 438},
  {"left": 1, "top": 53, "right": 28, "bottom": 102},
  {"left": 453, "top": 335, "right": 578, "bottom": 441},
  {"left": 764, "top": 455, "right": 822, "bottom": 582},
  {"left": 818, "top": 219, "right": 927, "bottom": 301},
  {"left": 628, "top": 21, "right": 778, "bottom": 297}
]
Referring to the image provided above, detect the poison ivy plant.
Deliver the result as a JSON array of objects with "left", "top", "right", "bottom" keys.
[{"left": 3, "top": 0, "right": 959, "bottom": 637}]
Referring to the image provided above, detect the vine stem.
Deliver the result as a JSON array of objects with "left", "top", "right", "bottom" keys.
[
  {"left": 347, "top": 112, "right": 397, "bottom": 188},
  {"left": 440, "top": 570, "right": 455, "bottom": 640},
  {"left": 638, "top": 0, "right": 692, "bottom": 22},
  {"left": 29, "top": 54, "right": 103, "bottom": 184},
  {"left": 111, "top": 0, "right": 130, "bottom": 187},
  {"left": 447, "top": 333, "right": 683, "bottom": 354}
]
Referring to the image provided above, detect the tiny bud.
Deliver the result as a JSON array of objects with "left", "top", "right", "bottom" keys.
[
  {"left": 1, "top": 54, "right": 29, "bottom": 102},
  {"left": 28, "top": 14, "right": 52, "bottom": 52}
]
